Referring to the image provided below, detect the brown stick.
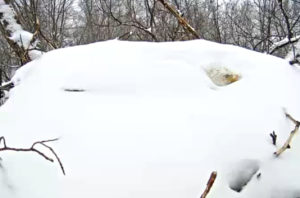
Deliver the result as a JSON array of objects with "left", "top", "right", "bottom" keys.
[
  {"left": 157, "top": 0, "right": 200, "bottom": 39},
  {"left": 200, "top": 171, "right": 217, "bottom": 198},
  {"left": 274, "top": 112, "right": 300, "bottom": 157},
  {"left": 0, "top": 136, "right": 65, "bottom": 175}
]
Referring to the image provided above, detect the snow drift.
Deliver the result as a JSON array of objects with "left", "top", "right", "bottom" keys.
[{"left": 0, "top": 39, "right": 300, "bottom": 198}]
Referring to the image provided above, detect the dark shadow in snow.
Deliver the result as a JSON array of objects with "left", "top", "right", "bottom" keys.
[
  {"left": 228, "top": 159, "right": 260, "bottom": 193},
  {"left": 63, "top": 88, "right": 85, "bottom": 92}
]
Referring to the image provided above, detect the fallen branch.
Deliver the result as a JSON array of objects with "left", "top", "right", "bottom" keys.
[
  {"left": 0, "top": 136, "right": 65, "bottom": 175},
  {"left": 200, "top": 171, "right": 217, "bottom": 198},
  {"left": 157, "top": 0, "right": 200, "bottom": 39},
  {"left": 274, "top": 112, "right": 300, "bottom": 157}
]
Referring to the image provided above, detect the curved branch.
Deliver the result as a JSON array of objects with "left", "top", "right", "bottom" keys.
[{"left": 0, "top": 136, "right": 65, "bottom": 175}]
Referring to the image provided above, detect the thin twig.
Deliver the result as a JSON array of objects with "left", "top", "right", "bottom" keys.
[
  {"left": 277, "top": 0, "right": 296, "bottom": 59},
  {"left": 200, "top": 171, "right": 217, "bottom": 198},
  {"left": 31, "top": 138, "right": 59, "bottom": 148},
  {"left": 36, "top": 141, "right": 65, "bottom": 175},
  {"left": 0, "top": 137, "right": 65, "bottom": 175}
]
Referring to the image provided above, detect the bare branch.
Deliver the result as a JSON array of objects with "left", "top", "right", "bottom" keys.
[
  {"left": 35, "top": 141, "right": 65, "bottom": 175},
  {"left": 285, "top": 112, "right": 300, "bottom": 125},
  {"left": 200, "top": 171, "right": 217, "bottom": 198},
  {"left": 31, "top": 138, "right": 60, "bottom": 148},
  {"left": 157, "top": 0, "right": 200, "bottom": 39},
  {"left": 274, "top": 112, "right": 300, "bottom": 157},
  {"left": 38, "top": 29, "right": 58, "bottom": 50},
  {"left": 25, "top": 17, "right": 40, "bottom": 53},
  {"left": 0, "top": 137, "right": 65, "bottom": 175}
]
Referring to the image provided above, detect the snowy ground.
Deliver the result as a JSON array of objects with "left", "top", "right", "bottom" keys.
[{"left": 0, "top": 39, "right": 300, "bottom": 198}]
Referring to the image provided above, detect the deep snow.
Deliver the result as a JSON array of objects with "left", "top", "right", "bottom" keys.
[{"left": 0, "top": 39, "right": 300, "bottom": 198}]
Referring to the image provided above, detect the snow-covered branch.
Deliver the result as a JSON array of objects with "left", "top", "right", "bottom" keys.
[
  {"left": 0, "top": 81, "right": 14, "bottom": 91},
  {"left": 269, "top": 35, "right": 300, "bottom": 55},
  {"left": 0, "top": 0, "right": 42, "bottom": 65}
]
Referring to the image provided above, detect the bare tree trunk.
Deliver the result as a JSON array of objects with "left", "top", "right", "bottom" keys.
[
  {"left": 157, "top": 0, "right": 200, "bottom": 39},
  {"left": 0, "top": 0, "right": 41, "bottom": 65}
]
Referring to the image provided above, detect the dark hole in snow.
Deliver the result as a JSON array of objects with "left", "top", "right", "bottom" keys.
[
  {"left": 228, "top": 159, "right": 260, "bottom": 193},
  {"left": 64, "top": 88, "right": 85, "bottom": 92},
  {"left": 0, "top": 13, "right": 3, "bottom": 19}
]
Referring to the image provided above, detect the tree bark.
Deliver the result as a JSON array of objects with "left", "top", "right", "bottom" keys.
[{"left": 157, "top": 0, "right": 200, "bottom": 39}]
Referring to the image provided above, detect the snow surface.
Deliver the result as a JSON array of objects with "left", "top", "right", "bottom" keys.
[{"left": 0, "top": 39, "right": 300, "bottom": 198}]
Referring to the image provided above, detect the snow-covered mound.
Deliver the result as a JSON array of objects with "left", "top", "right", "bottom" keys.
[{"left": 0, "top": 40, "right": 300, "bottom": 198}]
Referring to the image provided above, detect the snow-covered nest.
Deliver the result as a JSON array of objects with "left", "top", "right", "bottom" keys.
[{"left": 0, "top": 40, "right": 300, "bottom": 198}]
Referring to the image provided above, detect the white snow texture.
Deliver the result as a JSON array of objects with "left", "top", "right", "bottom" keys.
[{"left": 0, "top": 39, "right": 300, "bottom": 198}]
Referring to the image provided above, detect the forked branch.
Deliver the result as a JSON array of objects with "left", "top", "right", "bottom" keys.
[
  {"left": 0, "top": 136, "right": 65, "bottom": 175},
  {"left": 274, "top": 112, "right": 300, "bottom": 157}
]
